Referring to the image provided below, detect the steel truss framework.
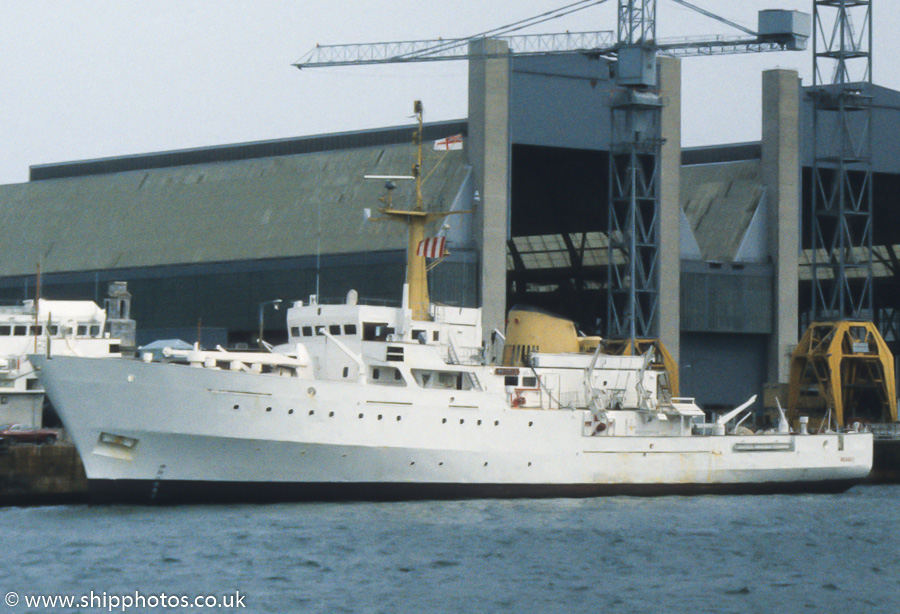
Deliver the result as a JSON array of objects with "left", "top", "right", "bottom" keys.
[
  {"left": 607, "top": 100, "right": 663, "bottom": 339},
  {"left": 809, "top": 0, "right": 875, "bottom": 321},
  {"left": 606, "top": 1, "right": 660, "bottom": 341}
]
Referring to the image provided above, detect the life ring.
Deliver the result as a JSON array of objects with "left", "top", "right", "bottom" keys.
[{"left": 511, "top": 395, "right": 525, "bottom": 408}]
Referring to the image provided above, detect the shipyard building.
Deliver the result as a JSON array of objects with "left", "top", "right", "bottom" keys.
[{"left": 1, "top": 52, "right": 899, "bottom": 414}]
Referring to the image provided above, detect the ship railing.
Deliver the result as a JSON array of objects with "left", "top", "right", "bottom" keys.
[
  {"left": 866, "top": 423, "right": 900, "bottom": 438},
  {"left": 443, "top": 344, "right": 483, "bottom": 367},
  {"left": 303, "top": 296, "right": 400, "bottom": 307}
]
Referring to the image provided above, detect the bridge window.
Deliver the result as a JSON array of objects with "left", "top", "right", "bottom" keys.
[{"left": 363, "top": 323, "right": 393, "bottom": 341}]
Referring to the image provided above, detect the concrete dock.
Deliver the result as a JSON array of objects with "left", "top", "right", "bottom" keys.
[{"left": 0, "top": 443, "right": 88, "bottom": 506}]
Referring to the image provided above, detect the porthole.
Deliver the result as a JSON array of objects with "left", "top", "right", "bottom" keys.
[
  {"left": 442, "top": 418, "right": 447, "bottom": 424},
  {"left": 528, "top": 421, "right": 533, "bottom": 427},
  {"left": 265, "top": 407, "right": 272, "bottom": 413},
  {"left": 396, "top": 416, "right": 402, "bottom": 421},
  {"left": 494, "top": 420, "right": 499, "bottom": 426},
  {"left": 477, "top": 420, "right": 482, "bottom": 425},
  {"left": 483, "top": 462, "right": 489, "bottom": 467},
  {"left": 377, "top": 414, "right": 383, "bottom": 420},
  {"left": 307, "top": 387, "right": 316, "bottom": 398},
  {"left": 329, "top": 411, "right": 335, "bottom": 417},
  {"left": 308, "top": 410, "right": 315, "bottom": 416},
  {"left": 459, "top": 419, "right": 465, "bottom": 425},
  {"left": 233, "top": 404, "right": 240, "bottom": 410},
  {"left": 358, "top": 413, "right": 364, "bottom": 419},
  {"left": 288, "top": 409, "right": 294, "bottom": 415}
]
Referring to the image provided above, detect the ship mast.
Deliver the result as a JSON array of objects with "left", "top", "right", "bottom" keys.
[{"left": 378, "top": 101, "right": 448, "bottom": 321}]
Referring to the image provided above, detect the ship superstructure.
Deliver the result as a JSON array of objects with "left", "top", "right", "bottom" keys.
[{"left": 0, "top": 297, "right": 124, "bottom": 427}]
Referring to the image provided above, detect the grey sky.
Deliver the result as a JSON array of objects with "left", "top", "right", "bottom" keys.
[{"left": 2, "top": 1, "right": 896, "bottom": 185}]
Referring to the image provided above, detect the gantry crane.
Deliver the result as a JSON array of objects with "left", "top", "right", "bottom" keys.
[
  {"left": 295, "top": 0, "right": 810, "bottom": 396},
  {"left": 788, "top": 0, "right": 897, "bottom": 430}
]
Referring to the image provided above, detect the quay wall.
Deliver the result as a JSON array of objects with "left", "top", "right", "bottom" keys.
[{"left": 0, "top": 443, "right": 88, "bottom": 506}]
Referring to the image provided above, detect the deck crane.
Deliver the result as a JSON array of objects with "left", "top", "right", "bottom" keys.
[{"left": 295, "top": 0, "right": 810, "bottom": 397}]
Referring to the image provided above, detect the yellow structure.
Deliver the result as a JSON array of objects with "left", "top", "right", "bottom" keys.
[
  {"left": 376, "top": 101, "right": 453, "bottom": 321},
  {"left": 787, "top": 321, "right": 897, "bottom": 428},
  {"left": 502, "top": 309, "right": 678, "bottom": 400},
  {"left": 502, "top": 308, "right": 580, "bottom": 366}
]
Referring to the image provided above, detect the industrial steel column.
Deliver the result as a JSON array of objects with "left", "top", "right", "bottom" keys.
[
  {"left": 607, "top": 0, "right": 661, "bottom": 341},
  {"left": 809, "top": 0, "right": 874, "bottom": 322}
]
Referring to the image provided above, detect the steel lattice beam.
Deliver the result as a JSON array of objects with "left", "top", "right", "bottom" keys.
[
  {"left": 809, "top": 0, "right": 874, "bottom": 322},
  {"left": 295, "top": 33, "right": 803, "bottom": 69}
]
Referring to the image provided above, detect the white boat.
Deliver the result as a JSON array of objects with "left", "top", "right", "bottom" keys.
[
  {"left": 0, "top": 296, "right": 126, "bottom": 428},
  {"left": 32, "top": 105, "right": 872, "bottom": 503}
]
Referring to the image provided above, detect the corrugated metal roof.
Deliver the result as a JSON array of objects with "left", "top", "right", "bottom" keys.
[
  {"left": 0, "top": 141, "right": 470, "bottom": 277},
  {"left": 681, "top": 160, "right": 764, "bottom": 262},
  {"left": 29, "top": 120, "right": 468, "bottom": 181}
]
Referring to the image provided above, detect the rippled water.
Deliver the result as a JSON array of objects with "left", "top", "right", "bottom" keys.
[{"left": 1, "top": 486, "right": 898, "bottom": 613}]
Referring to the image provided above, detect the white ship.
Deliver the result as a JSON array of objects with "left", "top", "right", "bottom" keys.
[
  {"left": 32, "top": 106, "right": 872, "bottom": 503},
  {"left": 0, "top": 291, "right": 129, "bottom": 428}
]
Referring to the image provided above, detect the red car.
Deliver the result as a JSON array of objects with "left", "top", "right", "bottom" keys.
[{"left": 0, "top": 423, "right": 59, "bottom": 446}]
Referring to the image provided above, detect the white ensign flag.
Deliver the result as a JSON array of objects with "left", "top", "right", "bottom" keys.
[{"left": 433, "top": 134, "right": 463, "bottom": 151}]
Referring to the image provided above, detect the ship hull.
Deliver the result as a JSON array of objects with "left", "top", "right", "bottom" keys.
[
  {"left": 88, "top": 478, "right": 863, "bottom": 505},
  {"left": 34, "top": 356, "right": 873, "bottom": 504}
]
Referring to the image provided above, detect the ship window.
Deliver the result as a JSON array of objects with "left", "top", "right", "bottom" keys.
[
  {"left": 395, "top": 370, "right": 402, "bottom": 381},
  {"left": 504, "top": 376, "right": 518, "bottom": 386},
  {"left": 302, "top": 326, "right": 313, "bottom": 337},
  {"left": 33, "top": 326, "right": 43, "bottom": 336},
  {"left": 523, "top": 376, "right": 537, "bottom": 387},
  {"left": 433, "top": 331, "right": 439, "bottom": 341},
  {"left": 90, "top": 325, "right": 100, "bottom": 337},
  {"left": 344, "top": 324, "right": 357, "bottom": 335},
  {"left": 13, "top": 326, "right": 27, "bottom": 336},
  {"left": 315, "top": 326, "right": 325, "bottom": 336},
  {"left": 373, "top": 368, "right": 380, "bottom": 380},
  {"left": 330, "top": 325, "right": 341, "bottom": 335},
  {"left": 290, "top": 326, "right": 300, "bottom": 337},
  {"left": 77, "top": 325, "right": 87, "bottom": 336},
  {"left": 363, "top": 322, "right": 392, "bottom": 341},
  {"left": 48, "top": 325, "right": 59, "bottom": 336},
  {"left": 343, "top": 367, "right": 349, "bottom": 378},
  {"left": 412, "top": 329, "right": 426, "bottom": 344},
  {"left": 0, "top": 326, "right": 9, "bottom": 335}
]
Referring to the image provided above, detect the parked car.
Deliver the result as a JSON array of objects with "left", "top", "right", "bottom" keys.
[{"left": 0, "top": 423, "right": 58, "bottom": 446}]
